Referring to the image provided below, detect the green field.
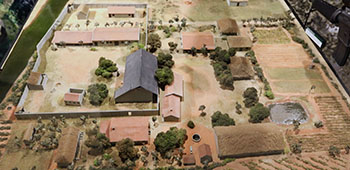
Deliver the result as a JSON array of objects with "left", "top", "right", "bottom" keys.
[
  {"left": 266, "top": 67, "right": 323, "bottom": 80},
  {"left": 187, "top": 0, "right": 286, "bottom": 21},
  {"left": 0, "top": 0, "right": 68, "bottom": 102},
  {"left": 253, "top": 28, "right": 291, "bottom": 44},
  {"left": 273, "top": 80, "right": 330, "bottom": 93}
]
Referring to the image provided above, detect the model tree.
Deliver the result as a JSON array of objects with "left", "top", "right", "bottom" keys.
[
  {"left": 85, "top": 126, "right": 111, "bottom": 155},
  {"left": 88, "top": 83, "right": 109, "bottom": 106},
  {"left": 248, "top": 103, "right": 270, "bottom": 123},
  {"left": 211, "top": 111, "right": 235, "bottom": 127},
  {"left": 115, "top": 138, "right": 140, "bottom": 164},
  {"left": 154, "top": 127, "right": 187, "bottom": 157},
  {"left": 148, "top": 33, "right": 162, "bottom": 53},
  {"left": 157, "top": 53, "right": 175, "bottom": 68},
  {"left": 187, "top": 120, "right": 195, "bottom": 129},
  {"left": 243, "top": 87, "right": 259, "bottom": 108},
  {"left": 95, "top": 57, "right": 118, "bottom": 79},
  {"left": 155, "top": 53, "right": 175, "bottom": 90}
]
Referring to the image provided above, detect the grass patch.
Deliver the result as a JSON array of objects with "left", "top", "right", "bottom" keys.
[
  {"left": 273, "top": 80, "right": 330, "bottom": 93},
  {"left": 187, "top": 0, "right": 231, "bottom": 21},
  {"left": 253, "top": 28, "right": 290, "bottom": 44},
  {"left": 0, "top": 0, "right": 68, "bottom": 102},
  {"left": 266, "top": 68, "right": 323, "bottom": 80}
]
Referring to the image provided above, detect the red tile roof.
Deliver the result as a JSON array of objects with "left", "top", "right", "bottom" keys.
[
  {"left": 161, "top": 95, "right": 181, "bottom": 120},
  {"left": 52, "top": 31, "right": 93, "bottom": 44},
  {"left": 181, "top": 32, "right": 215, "bottom": 50},
  {"left": 93, "top": 27, "right": 140, "bottom": 42},
  {"left": 100, "top": 117, "right": 150, "bottom": 143},
  {"left": 108, "top": 6, "right": 136, "bottom": 15},
  {"left": 27, "top": 72, "right": 42, "bottom": 85},
  {"left": 164, "top": 72, "right": 184, "bottom": 98},
  {"left": 64, "top": 93, "right": 81, "bottom": 102}
]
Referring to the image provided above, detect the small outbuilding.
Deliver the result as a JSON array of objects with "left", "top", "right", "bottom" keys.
[
  {"left": 99, "top": 117, "right": 150, "bottom": 144},
  {"left": 55, "top": 127, "right": 80, "bottom": 168},
  {"left": 214, "top": 123, "right": 285, "bottom": 159},
  {"left": 183, "top": 154, "right": 196, "bottom": 166},
  {"left": 114, "top": 49, "right": 158, "bottom": 103},
  {"left": 198, "top": 144, "right": 213, "bottom": 165},
  {"left": 229, "top": 57, "right": 254, "bottom": 80},
  {"left": 27, "top": 72, "right": 48, "bottom": 90},
  {"left": 181, "top": 32, "right": 215, "bottom": 51},
  {"left": 108, "top": 6, "right": 136, "bottom": 18},
  {"left": 227, "top": 36, "right": 252, "bottom": 51},
  {"left": 227, "top": 0, "right": 248, "bottom": 6},
  {"left": 76, "top": 5, "right": 90, "bottom": 20},
  {"left": 217, "top": 18, "right": 239, "bottom": 35},
  {"left": 162, "top": 72, "right": 184, "bottom": 122},
  {"left": 64, "top": 88, "right": 85, "bottom": 106}
]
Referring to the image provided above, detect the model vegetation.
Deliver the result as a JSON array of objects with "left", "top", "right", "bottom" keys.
[
  {"left": 211, "top": 111, "right": 235, "bottom": 127},
  {"left": 87, "top": 83, "right": 109, "bottom": 106},
  {"left": 248, "top": 103, "right": 270, "bottom": 123},
  {"left": 95, "top": 57, "right": 118, "bottom": 79},
  {"left": 147, "top": 33, "right": 162, "bottom": 53},
  {"left": 154, "top": 127, "right": 187, "bottom": 157},
  {"left": 209, "top": 47, "right": 235, "bottom": 90},
  {"left": 243, "top": 87, "right": 259, "bottom": 108},
  {"left": 155, "top": 53, "right": 175, "bottom": 90}
]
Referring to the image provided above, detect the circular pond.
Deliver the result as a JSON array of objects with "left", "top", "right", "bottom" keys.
[{"left": 269, "top": 102, "right": 308, "bottom": 125}]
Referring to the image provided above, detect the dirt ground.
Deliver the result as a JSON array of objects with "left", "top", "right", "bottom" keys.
[{"left": 23, "top": 46, "right": 141, "bottom": 113}]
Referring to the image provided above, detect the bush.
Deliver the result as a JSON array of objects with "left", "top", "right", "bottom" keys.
[
  {"left": 228, "top": 48, "right": 236, "bottom": 56},
  {"left": 314, "top": 121, "right": 323, "bottom": 128},
  {"left": 187, "top": 120, "right": 195, "bottom": 129},
  {"left": 88, "top": 83, "right": 109, "bottom": 106},
  {"left": 155, "top": 67, "right": 174, "bottom": 90},
  {"left": 243, "top": 87, "right": 259, "bottom": 108},
  {"left": 95, "top": 57, "right": 118, "bottom": 79},
  {"left": 248, "top": 103, "right": 270, "bottom": 123},
  {"left": 264, "top": 90, "right": 274, "bottom": 99},
  {"left": 211, "top": 111, "right": 235, "bottom": 127},
  {"left": 291, "top": 143, "right": 302, "bottom": 154},
  {"left": 148, "top": 33, "right": 162, "bottom": 53},
  {"left": 158, "top": 53, "right": 175, "bottom": 68},
  {"left": 90, "top": 47, "right": 97, "bottom": 51},
  {"left": 154, "top": 127, "right": 187, "bottom": 157},
  {"left": 328, "top": 145, "right": 340, "bottom": 157}
]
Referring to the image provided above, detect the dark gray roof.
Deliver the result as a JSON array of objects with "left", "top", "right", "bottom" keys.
[{"left": 114, "top": 49, "right": 158, "bottom": 99}]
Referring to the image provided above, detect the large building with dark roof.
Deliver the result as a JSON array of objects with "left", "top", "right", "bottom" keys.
[{"left": 114, "top": 49, "right": 158, "bottom": 103}]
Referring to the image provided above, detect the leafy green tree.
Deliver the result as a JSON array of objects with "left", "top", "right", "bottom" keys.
[
  {"left": 154, "top": 127, "right": 187, "bottom": 157},
  {"left": 190, "top": 47, "right": 197, "bottom": 56},
  {"left": 155, "top": 67, "right": 174, "bottom": 90},
  {"left": 88, "top": 83, "right": 109, "bottom": 106},
  {"left": 228, "top": 48, "right": 236, "bottom": 56},
  {"left": 248, "top": 103, "right": 270, "bottom": 123},
  {"left": 116, "top": 138, "right": 139, "bottom": 163},
  {"left": 201, "top": 45, "right": 208, "bottom": 56},
  {"left": 148, "top": 33, "right": 162, "bottom": 53},
  {"left": 85, "top": 127, "right": 111, "bottom": 155},
  {"left": 211, "top": 111, "right": 235, "bottom": 127},
  {"left": 158, "top": 53, "right": 175, "bottom": 68},
  {"left": 95, "top": 57, "right": 118, "bottom": 79},
  {"left": 243, "top": 87, "right": 259, "bottom": 108}
]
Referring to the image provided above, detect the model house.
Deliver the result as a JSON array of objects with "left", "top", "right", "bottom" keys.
[
  {"left": 181, "top": 32, "right": 215, "bottom": 51},
  {"left": 55, "top": 127, "right": 80, "bottom": 168},
  {"left": 227, "top": 36, "right": 252, "bottom": 51},
  {"left": 27, "top": 72, "right": 48, "bottom": 90},
  {"left": 161, "top": 72, "right": 184, "bottom": 122},
  {"left": 217, "top": 18, "right": 240, "bottom": 35},
  {"left": 227, "top": 0, "right": 248, "bottom": 6},
  {"left": 64, "top": 88, "right": 85, "bottom": 106},
  {"left": 52, "top": 27, "right": 140, "bottom": 46},
  {"left": 99, "top": 117, "right": 150, "bottom": 144},
  {"left": 108, "top": 6, "right": 135, "bottom": 18},
  {"left": 114, "top": 49, "right": 158, "bottom": 103}
]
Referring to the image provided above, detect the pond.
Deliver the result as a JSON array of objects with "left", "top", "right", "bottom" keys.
[{"left": 269, "top": 102, "right": 308, "bottom": 125}]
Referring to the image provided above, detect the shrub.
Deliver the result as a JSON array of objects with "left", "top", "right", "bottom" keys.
[
  {"left": 90, "top": 47, "right": 97, "bottom": 51},
  {"left": 155, "top": 67, "right": 174, "bottom": 90},
  {"left": 248, "top": 103, "right": 270, "bottom": 123},
  {"left": 228, "top": 48, "right": 236, "bottom": 56},
  {"left": 314, "top": 121, "right": 323, "bottom": 128},
  {"left": 148, "top": 33, "right": 162, "bottom": 53},
  {"left": 95, "top": 57, "right": 118, "bottom": 79},
  {"left": 211, "top": 111, "right": 235, "bottom": 127},
  {"left": 200, "top": 112, "right": 207, "bottom": 117},
  {"left": 291, "top": 143, "right": 302, "bottom": 154},
  {"left": 157, "top": 53, "right": 175, "bottom": 68},
  {"left": 328, "top": 145, "right": 340, "bottom": 157},
  {"left": 154, "top": 127, "right": 187, "bottom": 157},
  {"left": 88, "top": 83, "right": 109, "bottom": 106},
  {"left": 243, "top": 87, "right": 259, "bottom": 108},
  {"left": 264, "top": 90, "right": 274, "bottom": 99},
  {"left": 187, "top": 120, "right": 195, "bottom": 129},
  {"left": 198, "top": 105, "right": 206, "bottom": 111}
]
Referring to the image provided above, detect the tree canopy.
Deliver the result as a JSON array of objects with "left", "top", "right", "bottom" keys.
[
  {"left": 248, "top": 103, "right": 270, "bottom": 123},
  {"left": 211, "top": 111, "right": 235, "bottom": 127},
  {"left": 95, "top": 57, "right": 118, "bottom": 79},
  {"left": 148, "top": 33, "right": 161, "bottom": 53},
  {"left": 155, "top": 66, "right": 174, "bottom": 91},
  {"left": 88, "top": 83, "right": 109, "bottom": 106},
  {"left": 154, "top": 127, "right": 187, "bottom": 157},
  {"left": 243, "top": 87, "right": 259, "bottom": 108},
  {"left": 116, "top": 138, "right": 140, "bottom": 163},
  {"left": 157, "top": 52, "right": 175, "bottom": 68}
]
